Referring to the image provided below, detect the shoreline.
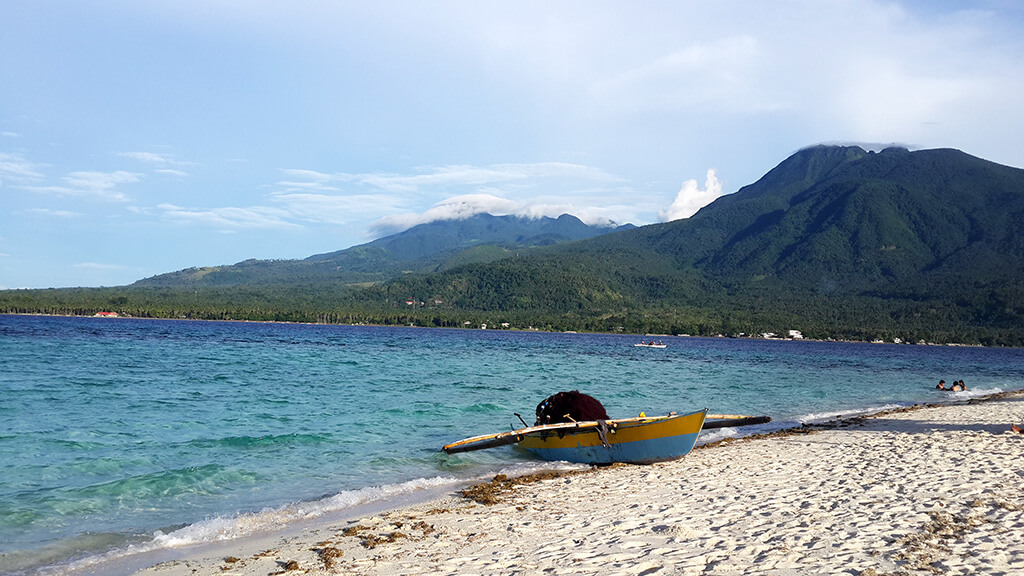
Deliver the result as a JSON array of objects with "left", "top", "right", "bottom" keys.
[
  {"left": 0, "top": 313, "right": 1003, "bottom": 349},
  {"left": 126, "top": 390, "right": 1024, "bottom": 576}
]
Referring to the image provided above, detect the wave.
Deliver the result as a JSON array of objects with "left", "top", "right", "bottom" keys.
[
  {"left": 186, "top": 433, "right": 332, "bottom": 450},
  {"left": 785, "top": 387, "right": 1002, "bottom": 426},
  {"left": 40, "top": 460, "right": 589, "bottom": 576},
  {"left": 696, "top": 387, "right": 1009, "bottom": 445},
  {"left": 8, "top": 464, "right": 253, "bottom": 511},
  {"left": 459, "top": 403, "right": 508, "bottom": 413},
  {"left": 794, "top": 403, "right": 910, "bottom": 425},
  {"left": 937, "top": 386, "right": 1005, "bottom": 401},
  {"left": 36, "top": 475, "right": 455, "bottom": 576},
  {"left": 150, "top": 476, "right": 458, "bottom": 548}
]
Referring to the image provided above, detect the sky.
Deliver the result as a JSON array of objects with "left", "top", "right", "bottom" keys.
[{"left": 2, "top": 1, "right": 1023, "bottom": 289}]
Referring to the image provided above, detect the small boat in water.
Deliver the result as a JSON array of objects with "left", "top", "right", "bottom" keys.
[
  {"left": 442, "top": 411, "right": 770, "bottom": 465},
  {"left": 634, "top": 340, "right": 667, "bottom": 349}
]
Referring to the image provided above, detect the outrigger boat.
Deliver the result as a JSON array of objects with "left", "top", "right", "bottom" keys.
[{"left": 443, "top": 411, "right": 770, "bottom": 465}]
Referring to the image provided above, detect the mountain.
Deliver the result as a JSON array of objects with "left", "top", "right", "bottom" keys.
[
  {"left": 597, "top": 145, "right": 1024, "bottom": 294},
  {"left": 369, "top": 146, "right": 1024, "bottom": 342},
  {"left": 7, "top": 145, "right": 1024, "bottom": 344},
  {"left": 132, "top": 213, "right": 634, "bottom": 287}
]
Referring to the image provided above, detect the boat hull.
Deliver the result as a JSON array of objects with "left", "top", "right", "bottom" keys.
[{"left": 517, "top": 409, "right": 707, "bottom": 464}]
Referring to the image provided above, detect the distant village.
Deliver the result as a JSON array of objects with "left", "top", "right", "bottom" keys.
[{"left": 87, "top": 308, "right": 959, "bottom": 346}]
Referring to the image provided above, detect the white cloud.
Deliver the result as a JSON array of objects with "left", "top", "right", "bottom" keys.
[
  {"left": 434, "top": 1, "right": 1024, "bottom": 166},
  {"left": 64, "top": 170, "right": 140, "bottom": 190},
  {"left": 73, "top": 262, "right": 128, "bottom": 271},
  {"left": 157, "top": 203, "right": 301, "bottom": 231},
  {"left": 0, "top": 153, "right": 45, "bottom": 184},
  {"left": 119, "top": 151, "right": 172, "bottom": 164},
  {"left": 25, "top": 208, "right": 83, "bottom": 218},
  {"left": 595, "top": 35, "right": 772, "bottom": 114},
  {"left": 19, "top": 170, "right": 140, "bottom": 202},
  {"left": 2, "top": 154, "right": 149, "bottom": 201},
  {"left": 363, "top": 163, "right": 618, "bottom": 194},
  {"left": 270, "top": 192, "right": 404, "bottom": 225},
  {"left": 68, "top": 171, "right": 140, "bottom": 201},
  {"left": 359, "top": 166, "right": 523, "bottom": 194},
  {"left": 278, "top": 163, "right": 621, "bottom": 195},
  {"left": 370, "top": 194, "right": 519, "bottom": 235},
  {"left": 144, "top": 161, "right": 643, "bottom": 240},
  {"left": 369, "top": 192, "right": 632, "bottom": 237},
  {"left": 155, "top": 168, "right": 190, "bottom": 178},
  {"left": 661, "top": 169, "right": 724, "bottom": 222},
  {"left": 272, "top": 161, "right": 639, "bottom": 237},
  {"left": 277, "top": 169, "right": 347, "bottom": 192},
  {"left": 118, "top": 151, "right": 195, "bottom": 166},
  {"left": 119, "top": 152, "right": 193, "bottom": 178}
]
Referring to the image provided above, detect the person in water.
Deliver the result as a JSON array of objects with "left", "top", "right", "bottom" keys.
[
  {"left": 936, "top": 380, "right": 947, "bottom": 390},
  {"left": 950, "top": 380, "right": 965, "bottom": 392}
]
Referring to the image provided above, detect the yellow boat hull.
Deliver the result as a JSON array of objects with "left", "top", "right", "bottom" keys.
[{"left": 517, "top": 409, "right": 707, "bottom": 464}]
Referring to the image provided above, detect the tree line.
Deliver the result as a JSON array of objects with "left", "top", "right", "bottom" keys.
[{"left": 2, "top": 278, "right": 1022, "bottom": 347}]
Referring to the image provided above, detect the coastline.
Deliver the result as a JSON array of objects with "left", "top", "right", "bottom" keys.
[
  {"left": 128, "top": 390, "right": 1024, "bottom": 576},
  {"left": 0, "top": 313, "right": 1001, "bottom": 348}
]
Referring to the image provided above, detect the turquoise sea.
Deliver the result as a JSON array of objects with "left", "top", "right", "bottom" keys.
[{"left": 3, "top": 314, "right": 1024, "bottom": 575}]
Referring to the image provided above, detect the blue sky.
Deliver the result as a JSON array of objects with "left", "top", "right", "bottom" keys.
[{"left": 2, "top": 1, "right": 1023, "bottom": 288}]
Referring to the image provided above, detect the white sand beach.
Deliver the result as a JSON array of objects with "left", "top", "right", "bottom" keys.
[{"left": 135, "top": 392, "right": 1024, "bottom": 576}]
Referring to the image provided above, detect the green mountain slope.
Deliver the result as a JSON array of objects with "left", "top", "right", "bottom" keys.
[
  {"left": 132, "top": 213, "right": 633, "bottom": 287},
  {"left": 655, "top": 146, "right": 1024, "bottom": 292},
  {"left": 365, "top": 146, "right": 1024, "bottom": 342},
  {"left": 527, "top": 145, "right": 1024, "bottom": 295}
]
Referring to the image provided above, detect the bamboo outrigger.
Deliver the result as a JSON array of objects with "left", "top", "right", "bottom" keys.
[{"left": 443, "top": 411, "right": 770, "bottom": 465}]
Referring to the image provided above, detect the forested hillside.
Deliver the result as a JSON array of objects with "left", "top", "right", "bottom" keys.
[{"left": 356, "top": 146, "right": 1024, "bottom": 344}]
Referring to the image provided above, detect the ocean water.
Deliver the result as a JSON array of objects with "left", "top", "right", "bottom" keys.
[{"left": 2, "top": 314, "right": 1023, "bottom": 575}]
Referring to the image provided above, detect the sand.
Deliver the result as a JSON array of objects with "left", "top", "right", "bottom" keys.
[{"left": 134, "top": 392, "right": 1024, "bottom": 576}]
